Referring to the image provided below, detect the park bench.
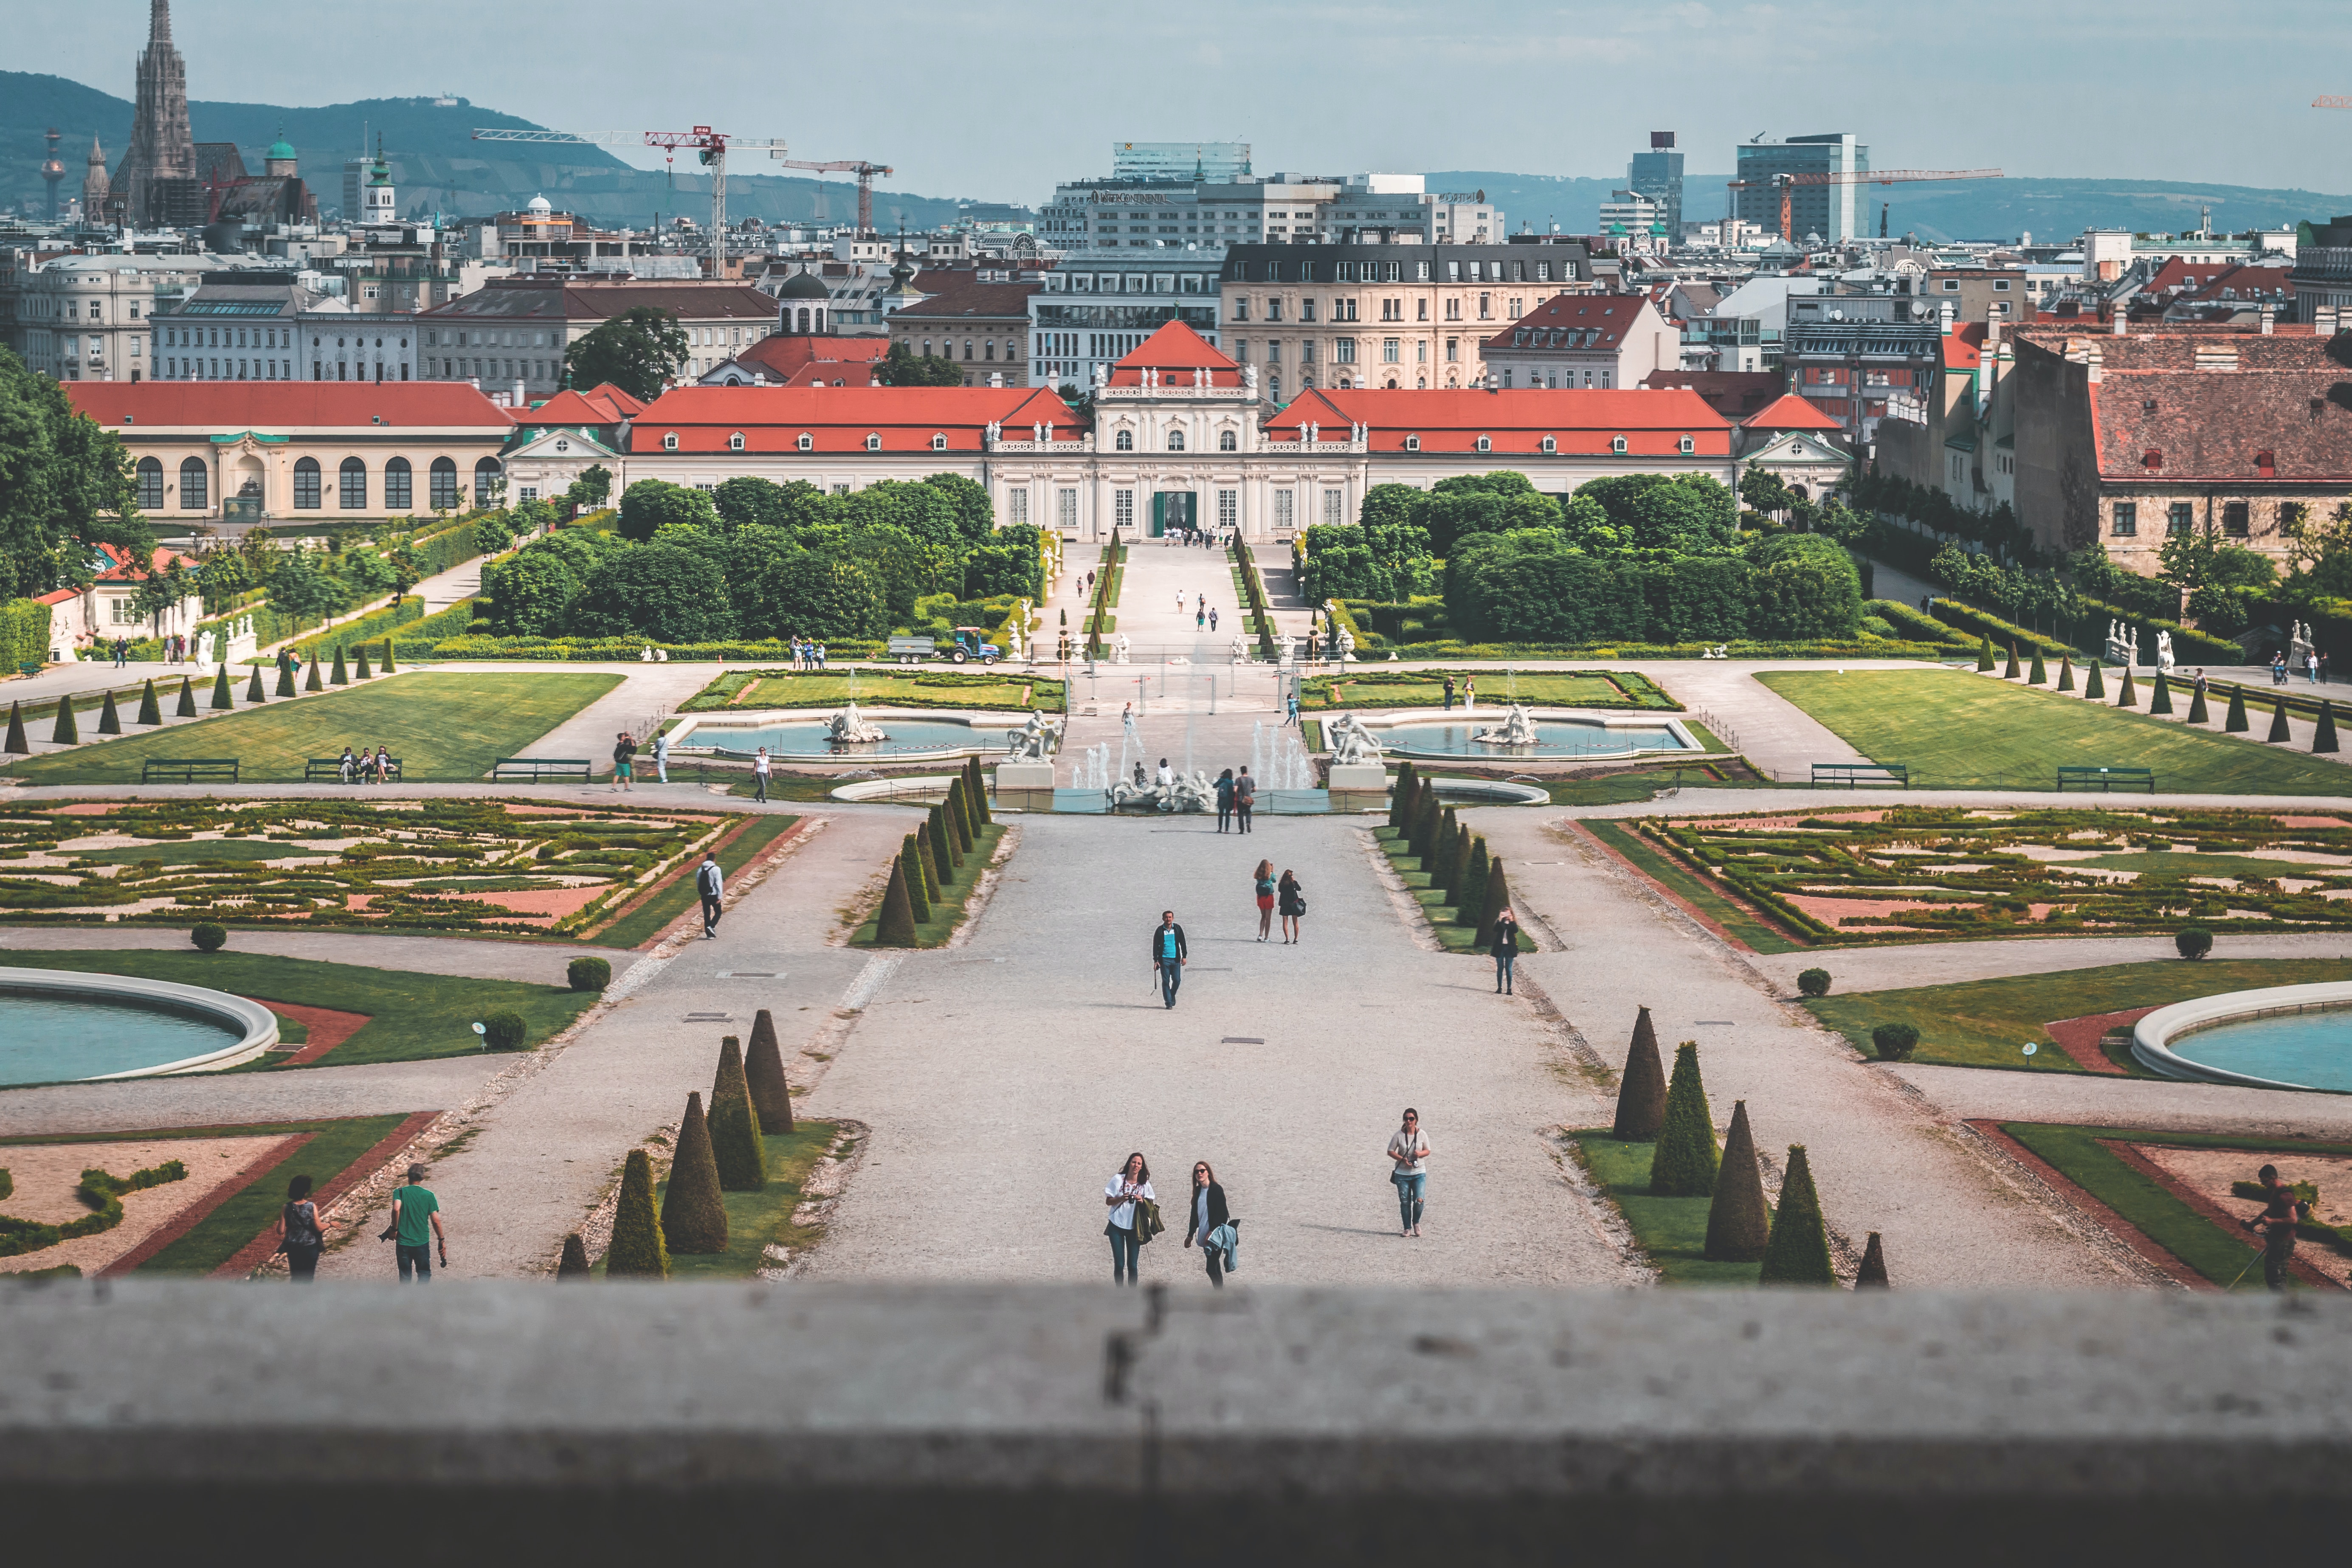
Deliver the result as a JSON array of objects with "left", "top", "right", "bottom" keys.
[
  {"left": 305, "top": 756, "right": 404, "bottom": 783},
  {"left": 16, "top": 662, "right": 39, "bottom": 677},
  {"left": 490, "top": 757, "right": 593, "bottom": 782},
  {"left": 1811, "top": 762, "right": 1908, "bottom": 789},
  {"left": 2057, "top": 765, "right": 2155, "bottom": 793},
  {"left": 141, "top": 757, "right": 239, "bottom": 783}
]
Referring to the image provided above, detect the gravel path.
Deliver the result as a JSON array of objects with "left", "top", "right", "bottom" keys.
[
  {"left": 800, "top": 809, "right": 1625, "bottom": 1289},
  {"left": 0, "top": 1054, "right": 502, "bottom": 1136},
  {"left": 1749, "top": 933, "right": 2352, "bottom": 996},
  {"left": 0, "top": 927, "right": 641, "bottom": 983},
  {"left": 1887, "top": 1063, "right": 2352, "bottom": 1140}
]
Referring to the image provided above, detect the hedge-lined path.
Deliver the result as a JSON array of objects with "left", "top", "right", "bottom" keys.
[
  {"left": 314, "top": 808, "right": 913, "bottom": 1278},
  {"left": 1750, "top": 932, "right": 2352, "bottom": 997},
  {"left": 1475, "top": 802, "right": 2137, "bottom": 1287},
  {"left": 800, "top": 810, "right": 1628, "bottom": 1289}
]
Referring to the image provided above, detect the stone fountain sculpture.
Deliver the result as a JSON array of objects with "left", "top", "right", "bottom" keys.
[
  {"left": 1113, "top": 631, "right": 1132, "bottom": 665},
  {"left": 1327, "top": 712, "right": 1384, "bottom": 766},
  {"left": 1107, "top": 768, "right": 1217, "bottom": 813},
  {"left": 1005, "top": 709, "right": 1064, "bottom": 761},
  {"left": 826, "top": 699, "right": 889, "bottom": 744},
  {"left": 1472, "top": 701, "right": 1540, "bottom": 747},
  {"left": 1230, "top": 632, "right": 1251, "bottom": 665},
  {"left": 2156, "top": 629, "right": 2176, "bottom": 672}
]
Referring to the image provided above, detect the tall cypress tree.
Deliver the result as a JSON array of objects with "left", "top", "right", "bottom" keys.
[
  {"left": 1612, "top": 1005, "right": 1668, "bottom": 1140},
  {"left": 557, "top": 1233, "right": 593, "bottom": 1280},
  {"left": 744, "top": 1008, "right": 794, "bottom": 1134},
  {"left": 2002, "top": 642, "right": 2020, "bottom": 679},
  {"left": 1976, "top": 635, "right": 1995, "bottom": 672},
  {"left": 930, "top": 802, "right": 961, "bottom": 874},
  {"left": 1389, "top": 762, "right": 1418, "bottom": 830},
  {"left": 2223, "top": 684, "right": 2248, "bottom": 732},
  {"left": 1704, "top": 1100, "right": 1771, "bottom": 1262},
  {"left": 246, "top": 665, "right": 266, "bottom": 702},
  {"left": 604, "top": 1149, "right": 669, "bottom": 1278},
  {"left": 946, "top": 777, "right": 974, "bottom": 855},
  {"left": 875, "top": 858, "right": 920, "bottom": 946},
  {"left": 2316, "top": 701, "right": 2341, "bottom": 754},
  {"left": 1474, "top": 859, "right": 1512, "bottom": 948},
  {"left": 659, "top": 1092, "right": 729, "bottom": 1254},
  {"left": 1431, "top": 807, "right": 1458, "bottom": 884},
  {"left": 915, "top": 822, "right": 941, "bottom": 901},
  {"left": 1459, "top": 836, "right": 1490, "bottom": 927},
  {"left": 966, "top": 755, "right": 994, "bottom": 825},
  {"left": 1758, "top": 1144, "right": 1835, "bottom": 1284},
  {"left": 2116, "top": 669, "right": 2137, "bottom": 707},
  {"left": 1648, "top": 1042, "right": 1718, "bottom": 1197},
  {"left": 381, "top": 639, "right": 396, "bottom": 673},
  {"left": 135, "top": 679, "right": 161, "bottom": 726},
  {"left": 212, "top": 665, "right": 234, "bottom": 709},
  {"left": 1442, "top": 814, "right": 1475, "bottom": 906},
  {"left": 707, "top": 1036, "right": 766, "bottom": 1192},
  {"left": 175, "top": 676, "right": 196, "bottom": 717},
  {"left": 2027, "top": 648, "right": 2047, "bottom": 686},
  {"left": 355, "top": 646, "right": 372, "bottom": 680},
  {"left": 2, "top": 701, "right": 25, "bottom": 755},
  {"left": 50, "top": 695, "right": 78, "bottom": 744},
  {"left": 899, "top": 836, "right": 932, "bottom": 923},
  {"left": 1411, "top": 787, "right": 1441, "bottom": 863},
  {"left": 305, "top": 654, "right": 324, "bottom": 692},
  {"left": 2056, "top": 655, "right": 2075, "bottom": 693},
  {"left": 96, "top": 690, "right": 121, "bottom": 734}
]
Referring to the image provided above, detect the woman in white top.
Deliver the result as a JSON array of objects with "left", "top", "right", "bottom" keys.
[
  {"left": 753, "top": 746, "right": 771, "bottom": 803},
  {"left": 1104, "top": 1151, "right": 1155, "bottom": 1285},
  {"left": 1386, "top": 1109, "right": 1430, "bottom": 1237}
]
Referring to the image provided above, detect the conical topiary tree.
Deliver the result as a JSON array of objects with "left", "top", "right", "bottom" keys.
[
  {"left": 96, "top": 689, "right": 121, "bottom": 735},
  {"left": 2317, "top": 701, "right": 2340, "bottom": 755},
  {"left": 1648, "top": 1041, "right": 1719, "bottom": 1196},
  {"left": 135, "top": 679, "right": 161, "bottom": 726},
  {"left": 968, "top": 755, "right": 994, "bottom": 825},
  {"left": 929, "top": 802, "right": 961, "bottom": 874},
  {"left": 1442, "top": 816, "right": 1476, "bottom": 907},
  {"left": 899, "top": 835, "right": 932, "bottom": 923},
  {"left": 2150, "top": 671, "right": 2173, "bottom": 715},
  {"left": 744, "top": 1007, "right": 794, "bottom": 1134},
  {"left": 381, "top": 639, "right": 395, "bottom": 673},
  {"left": 1612, "top": 1005, "right": 1668, "bottom": 1140},
  {"left": 1976, "top": 635, "right": 1995, "bottom": 673},
  {"left": 1704, "top": 1099, "right": 1771, "bottom": 1261},
  {"left": 557, "top": 1232, "right": 592, "bottom": 1279},
  {"left": 2224, "top": 684, "right": 2248, "bottom": 732},
  {"left": 355, "top": 646, "right": 372, "bottom": 679},
  {"left": 330, "top": 647, "right": 349, "bottom": 685},
  {"left": 2056, "top": 655, "right": 2075, "bottom": 693},
  {"left": 1412, "top": 786, "right": 1441, "bottom": 863},
  {"left": 2027, "top": 648, "right": 2047, "bottom": 685},
  {"left": 2187, "top": 684, "right": 2209, "bottom": 724},
  {"left": 1389, "top": 762, "right": 1418, "bottom": 830},
  {"left": 604, "top": 1149, "right": 669, "bottom": 1278},
  {"left": 50, "top": 695, "right": 78, "bottom": 744},
  {"left": 1758, "top": 1143, "right": 1835, "bottom": 1284},
  {"left": 245, "top": 664, "right": 266, "bottom": 702},
  {"left": 1473, "top": 859, "right": 1512, "bottom": 948},
  {"left": 305, "top": 654, "right": 323, "bottom": 692},
  {"left": 2, "top": 702, "right": 24, "bottom": 755},
  {"left": 275, "top": 659, "right": 296, "bottom": 698},
  {"left": 175, "top": 676, "right": 196, "bottom": 717},
  {"left": 2116, "top": 669, "right": 2137, "bottom": 707},
  {"left": 1855, "top": 1231, "right": 1890, "bottom": 1288},
  {"left": 707, "top": 1035, "right": 766, "bottom": 1192},
  {"left": 1459, "top": 836, "right": 1490, "bottom": 927},
  {"left": 213, "top": 664, "right": 234, "bottom": 709},
  {"left": 659, "top": 1092, "right": 728, "bottom": 1254},
  {"left": 2267, "top": 695, "right": 2293, "bottom": 743},
  {"left": 1432, "top": 808, "right": 1458, "bottom": 886},
  {"left": 875, "top": 857, "right": 920, "bottom": 946},
  {"left": 915, "top": 823, "right": 940, "bottom": 902},
  {"left": 2085, "top": 659, "right": 2105, "bottom": 701},
  {"left": 946, "top": 777, "right": 974, "bottom": 855},
  {"left": 2002, "top": 642, "right": 2020, "bottom": 679}
]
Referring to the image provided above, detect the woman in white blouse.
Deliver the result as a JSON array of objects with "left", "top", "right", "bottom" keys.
[{"left": 1103, "top": 1151, "right": 1154, "bottom": 1285}]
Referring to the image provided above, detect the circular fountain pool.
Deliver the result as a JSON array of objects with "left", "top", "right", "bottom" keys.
[
  {"left": 671, "top": 711, "right": 1007, "bottom": 762},
  {"left": 2132, "top": 982, "right": 2352, "bottom": 1092},
  {"left": 0, "top": 970, "right": 279, "bottom": 1086},
  {"left": 1366, "top": 711, "right": 1695, "bottom": 761}
]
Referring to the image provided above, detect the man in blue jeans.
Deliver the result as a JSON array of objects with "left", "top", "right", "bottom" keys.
[
  {"left": 384, "top": 1164, "right": 446, "bottom": 1281},
  {"left": 1150, "top": 910, "right": 1187, "bottom": 1008}
]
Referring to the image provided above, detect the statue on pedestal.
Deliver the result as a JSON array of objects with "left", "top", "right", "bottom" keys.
[
  {"left": 1005, "top": 709, "right": 1063, "bottom": 760},
  {"left": 826, "top": 700, "right": 889, "bottom": 744},
  {"left": 1112, "top": 631, "right": 1132, "bottom": 665},
  {"left": 2156, "top": 630, "right": 2176, "bottom": 672},
  {"left": 1473, "top": 701, "right": 1540, "bottom": 747},
  {"left": 1327, "top": 712, "right": 1384, "bottom": 765}
]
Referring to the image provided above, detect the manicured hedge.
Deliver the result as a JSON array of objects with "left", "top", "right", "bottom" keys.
[
  {"left": 1865, "top": 598, "right": 1973, "bottom": 647},
  {"left": 1927, "top": 598, "right": 2076, "bottom": 658},
  {"left": 1445, "top": 533, "right": 1862, "bottom": 645},
  {"left": 411, "top": 634, "right": 888, "bottom": 662},
  {"left": 2067, "top": 596, "right": 2242, "bottom": 667},
  {"left": 0, "top": 599, "right": 52, "bottom": 668}
]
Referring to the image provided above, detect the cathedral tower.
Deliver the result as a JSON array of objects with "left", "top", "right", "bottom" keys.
[{"left": 115, "top": 0, "right": 196, "bottom": 225}]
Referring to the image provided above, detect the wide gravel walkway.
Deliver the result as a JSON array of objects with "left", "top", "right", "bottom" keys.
[{"left": 1749, "top": 933, "right": 2352, "bottom": 997}]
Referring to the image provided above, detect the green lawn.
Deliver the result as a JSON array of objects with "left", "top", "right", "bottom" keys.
[
  {"left": 589, "top": 814, "right": 800, "bottom": 948},
  {"left": 1806, "top": 957, "right": 2352, "bottom": 1073},
  {"left": 3, "top": 671, "right": 623, "bottom": 785},
  {"left": 0, "top": 1112, "right": 411, "bottom": 1277},
  {"left": 2000, "top": 1123, "right": 2352, "bottom": 1289},
  {"left": 730, "top": 671, "right": 1065, "bottom": 713},
  {"left": 0, "top": 950, "right": 597, "bottom": 1071},
  {"left": 1571, "top": 1132, "right": 1772, "bottom": 1286},
  {"left": 1759, "top": 669, "right": 2352, "bottom": 794},
  {"left": 1297, "top": 670, "right": 1678, "bottom": 712},
  {"left": 1581, "top": 819, "right": 1807, "bottom": 953},
  {"left": 854, "top": 822, "right": 1006, "bottom": 947},
  {"left": 610, "top": 1122, "right": 843, "bottom": 1279}
]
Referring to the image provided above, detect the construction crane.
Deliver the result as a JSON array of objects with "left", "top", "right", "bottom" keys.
[
  {"left": 1726, "top": 167, "right": 2003, "bottom": 243},
  {"left": 470, "top": 126, "right": 786, "bottom": 268},
  {"left": 2315, "top": 96, "right": 2352, "bottom": 109},
  {"left": 768, "top": 158, "right": 893, "bottom": 236}
]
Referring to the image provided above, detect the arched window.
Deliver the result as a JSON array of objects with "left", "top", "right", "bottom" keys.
[
  {"left": 474, "top": 457, "right": 501, "bottom": 507},
  {"left": 1115, "top": 428, "right": 1134, "bottom": 451},
  {"left": 384, "top": 456, "right": 412, "bottom": 509},
  {"left": 963, "top": 340, "right": 975, "bottom": 361},
  {"left": 340, "top": 457, "right": 367, "bottom": 510},
  {"left": 728, "top": 432, "right": 745, "bottom": 451},
  {"left": 931, "top": 433, "right": 948, "bottom": 451},
  {"left": 1539, "top": 436, "right": 1556, "bottom": 455},
  {"left": 796, "top": 432, "right": 814, "bottom": 452},
  {"left": 1677, "top": 435, "right": 1695, "bottom": 455},
  {"left": 293, "top": 457, "right": 321, "bottom": 510},
  {"left": 135, "top": 457, "right": 163, "bottom": 510},
  {"left": 179, "top": 458, "right": 208, "bottom": 511},
  {"left": 1404, "top": 435, "right": 1421, "bottom": 452},
  {"left": 662, "top": 432, "right": 679, "bottom": 450},
  {"left": 1219, "top": 430, "right": 1237, "bottom": 452},
  {"left": 1168, "top": 429, "right": 1186, "bottom": 452},
  {"left": 1475, "top": 435, "right": 1492, "bottom": 453},
  {"left": 1611, "top": 436, "right": 1628, "bottom": 455},
  {"left": 865, "top": 433, "right": 881, "bottom": 452},
  {"left": 429, "top": 457, "right": 458, "bottom": 510}
]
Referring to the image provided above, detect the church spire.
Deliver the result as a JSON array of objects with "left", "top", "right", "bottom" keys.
[{"left": 150, "top": 0, "right": 172, "bottom": 44}]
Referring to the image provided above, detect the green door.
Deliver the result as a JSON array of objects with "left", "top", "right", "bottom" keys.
[{"left": 1151, "top": 492, "right": 1196, "bottom": 537}]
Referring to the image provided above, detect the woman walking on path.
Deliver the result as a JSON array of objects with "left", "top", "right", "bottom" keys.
[
  {"left": 611, "top": 731, "right": 637, "bottom": 792},
  {"left": 277, "top": 1174, "right": 324, "bottom": 1281},
  {"left": 753, "top": 746, "right": 772, "bottom": 803},
  {"left": 1184, "top": 1162, "right": 1233, "bottom": 1289},
  {"left": 1216, "top": 769, "right": 1237, "bottom": 833},
  {"left": 653, "top": 729, "right": 670, "bottom": 784},
  {"left": 1278, "top": 869, "right": 1305, "bottom": 944},
  {"left": 1387, "top": 1110, "right": 1429, "bottom": 1237},
  {"left": 1490, "top": 905, "right": 1522, "bottom": 995},
  {"left": 1253, "top": 859, "right": 1277, "bottom": 940},
  {"left": 1104, "top": 1152, "right": 1155, "bottom": 1285}
]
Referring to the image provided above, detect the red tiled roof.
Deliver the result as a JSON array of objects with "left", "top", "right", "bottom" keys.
[
  {"left": 735, "top": 335, "right": 890, "bottom": 386},
  {"left": 887, "top": 282, "right": 1044, "bottom": 321},
  {"left": 1740, "top": 393, "right": 1845, "bottom": 432},
  {"left": 67, "top": 382, "right": 515, "bottom": 429},
  {"left": 1940, "top": 321, "right": 1988, "bottom": 373},
  {"left": 1107, "top": 323, "right": 1243, "bottom": 387},
  {"left": 518, "top": 388, "right": 630, "bottom": 428},
  {"left": 1267, "top": 388, "right": 1732, "bottom": 457},
  {"left": 626, "top": 385, "right": 1077, "bottom": 454},
  {"left": 1642, "top": 370, "right": 1783, "bottom": 420}
]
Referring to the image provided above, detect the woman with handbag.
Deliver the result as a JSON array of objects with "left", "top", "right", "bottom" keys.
[
  {"left": 1103, "top": 1151, "right": 1155, "bottom": 1286},
  {"left": 1278, "top": 869, "right": 1306, "bottom": 944},
  {"left": 1386, "top": 1109, "right": 1430, "bottom": 1237},
  {"left": 277, "top": 1174, "right": 324, "bottom": 1281},
  {"left": 1253, "top": 859, "right": 1277, "bottom": 941},
  {"left": 1183, "top": 1161, "right": 1234, "bottom": 1289}
]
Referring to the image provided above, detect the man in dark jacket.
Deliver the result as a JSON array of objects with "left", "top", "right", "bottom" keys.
[
  {"left": 697, "top": 853, "right": 724, "bottom": 939},
  {"left": 1151, "top": 911, "right": 1187, "bottom": 1008}
]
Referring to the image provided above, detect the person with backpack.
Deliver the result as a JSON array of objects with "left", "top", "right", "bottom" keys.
[
  {"left": 611, "top": 731, "right": 637, "bottom": 793},
  {"left": 1253, "top": 859, "right": 1277, "bottom": 941},
  {"left": 1214, "top": 768, "right": 1236, "bottom": 833},
  {"left": 697, "top": 852, "right": 724, "bottom": 939},
  {"left": 277, "top": 1174, "right": 324, "bottom": 1281}
]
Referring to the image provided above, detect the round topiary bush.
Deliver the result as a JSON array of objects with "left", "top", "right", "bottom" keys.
[
  {"left": 482, "top": 1010, "right": 529, "bottom": 1051},
  {"left": 1797, "top": 968, "right": 1832, "bottom": 998},
  {"left": 2176, "top": 926, "right": 2214, "bottom": 960},
  {"left": 1871, "top": 1023, "right": 1919, "bottom": 1061},
  {"left": 567, "top": 956, "right": 612, "bottom": 993},
  {"left": 190, "top": 922, "right": 226, "bottom": 952}
]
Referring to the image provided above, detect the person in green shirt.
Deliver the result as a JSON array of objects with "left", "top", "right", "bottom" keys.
[{"left": 386, "top": 1164, "right": 446, "bottom": 1282}]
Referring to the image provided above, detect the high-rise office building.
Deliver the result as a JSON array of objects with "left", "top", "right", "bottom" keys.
[
  {"left": 1627, "top": 132, "right": 1684, "bottom": 239},
  {"left": 1734, "top": 133, "right": 1869, "bottom": 245},
  {"left": 1110, "top": 142, "right": 1253, "bottom": 183}
]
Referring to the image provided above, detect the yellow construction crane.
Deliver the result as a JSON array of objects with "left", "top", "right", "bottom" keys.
[
  {"left": 769, "top": 158, "right": 894, "bottom": 236},
  {"left": 1726, "top": 167, "right": 2003, "bottom": 242}
]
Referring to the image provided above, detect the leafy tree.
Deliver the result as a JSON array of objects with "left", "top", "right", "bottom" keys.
[
  {"left": 472, "top": 512, "right": 516, "bottom": 556},
  {"left": 872, "top": 342, "right": 966, "bottom": 387},
  {"left": 480, "top": 549, "right": 583, "bottom": 636},
  {"left": 730, "top": 545, "right": 889, "bottom": 640},
  {"left": 508, "top": 499, "right": 558, "bottom": 538},
  {"left": 562, "top": 307, "right": 687, "bottom": 401},
  {"left": 846, "top": 478, "right": 966, "bottom": 554},
  {"left": 712, "top": 476, "right": 792, "bottom": 532},
  {"left": 566, "top": 542, "right": 734, "bottom": 642},
  {"left": 922, "top": 473, "right": 996, "bottom": 545},
  {"left": 265, "top": 546, "right": 346, "bottom": 623},
  {"left": 1739, "top": 468, "right": 1796, "bottom": 517},
  {"left": 0, "top": 347, "right": 153, "bottom": 597},
  {"left": 966, "top": 523, "right": 1045, "bottom": 599},
  {"left": 617, "top": 479, "right": 719, "bottom": 542},
  {"left": 563, "top": 463, "right": 614, "bottom": 513},
  {"left": 194, "top": 549, "right": 251, "bottom": 614}
]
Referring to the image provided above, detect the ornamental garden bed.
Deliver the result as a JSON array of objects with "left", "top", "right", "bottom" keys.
[
  {"left": 596, "top": 1121, "right": 844, "bottom": 1281},
  {"left": 1638, "top": 805, "right": 2352, "bottom": 947},
  {"left": 1566, "top": 1131, "right": 1779, "bottom": 1286},
  {"left": 1296, "top": 669, "right": 1680, "bottom": 712},
  {"left": 679, "top": 669, "right": 1066, "bottom": 714}
]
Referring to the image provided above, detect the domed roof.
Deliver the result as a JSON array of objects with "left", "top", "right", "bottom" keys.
[
  {"left": 777, "top": 271, "right": 831, "bottom": 299},
  {"left": 267, "top": 127, "right": 296, "bottom": 163},
  {"left": 526, "top": 193, "right": 553, "bottom": 214}
]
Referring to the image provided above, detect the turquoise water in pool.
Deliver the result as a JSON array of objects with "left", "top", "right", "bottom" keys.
[
  {"left": 691, "top": 721, "right": 991, "bottom": 757},
  {"left": 0, "top": 992, "right": 244, "bottom": 1086},
  {"left": 2167, "top": 1009, "right": 2352, "bottom": 1092},
  {"left": 1379, "top": 720, "right": 1690, "bottom": 759}
]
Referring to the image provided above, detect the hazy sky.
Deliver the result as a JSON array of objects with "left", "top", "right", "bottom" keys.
[{"left": 31, "top": 0, "right": 2352, "bottom": 200}]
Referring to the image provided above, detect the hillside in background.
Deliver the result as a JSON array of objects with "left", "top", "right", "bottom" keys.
[{"left": 0, "top": 72, "right": 972, "bottom": 231}]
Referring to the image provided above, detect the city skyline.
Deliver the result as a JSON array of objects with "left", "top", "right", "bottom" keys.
[{"left": 21, "top": 0, "right": 2352, "bottom": 203}]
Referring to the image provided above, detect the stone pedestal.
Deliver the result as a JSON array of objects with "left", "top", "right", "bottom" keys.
[
  {"left": 1326, "top": 762, "right": 1390, "bottom": 813},
  {"left": 994, "top": 761, "right": 1056, "bottom": 813}
]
